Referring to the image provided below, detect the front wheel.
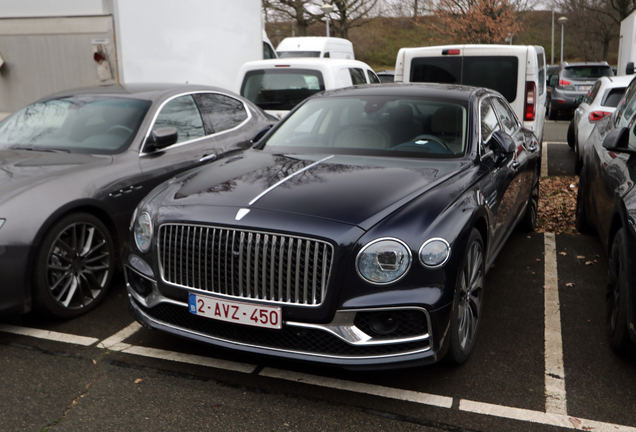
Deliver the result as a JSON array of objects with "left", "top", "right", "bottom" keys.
[
  {"left": 445, "top": 228, "right": 485, "bottom": 364},
  {"left": 606, "top": 228, "right": 634, "bottom": 354},
  {"left": 519, "top": 176, "right": 539, "bottom": 232},
  {"left": 33, "top": 212, "right": 115, "bottom": 319}
]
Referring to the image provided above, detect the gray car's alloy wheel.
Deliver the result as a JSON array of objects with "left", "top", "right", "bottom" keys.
[
  {"left": 446, "top": 228, "right": 485, "bottom": 364},
  {"left": 606, "top": 228, "right": 634, "bottom": 354},
  {"left": 34, "top": 212, "right": 114, "bottom": 319}
]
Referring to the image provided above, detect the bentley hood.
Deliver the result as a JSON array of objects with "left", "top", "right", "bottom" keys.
[{"left": 158, "top": 150, "right": 469, "bottom": 230}]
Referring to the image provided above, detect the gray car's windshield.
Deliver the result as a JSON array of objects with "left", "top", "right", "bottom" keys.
[
  {"left": 264, "top": 96, "right": 468, "bottom": 158},
  {"left": 0, "top": 96, "right": 151, "bottom": 154}
]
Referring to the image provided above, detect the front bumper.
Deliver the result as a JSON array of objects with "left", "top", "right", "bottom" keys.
[{"left": 125, "top": 265, "right": 450, "bottom": 369}]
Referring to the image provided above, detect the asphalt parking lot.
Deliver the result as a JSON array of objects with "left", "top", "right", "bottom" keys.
[{"left": 2, "top": 119, "right": 636, "bottom": 432}]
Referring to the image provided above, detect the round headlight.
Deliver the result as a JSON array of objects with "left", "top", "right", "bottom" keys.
[
  {"left": 134, "top": 212, "right": 153, "bottom": 253},
  {"left": 419, "top": 238, "right": 450, "bottom": 268},
  {"left": 356, "top": 238, "right": 411, "bottom": 285}
]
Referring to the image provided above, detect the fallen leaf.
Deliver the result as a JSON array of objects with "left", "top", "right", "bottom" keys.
[
  {"left": 565, "top": 282, "right": 575, "bottom": 287},
  {"left": 135, "top": 379, "right": 143, "bottom": 384},
  {"left": 92, "top": 359, "right": 97, "bottom": 365},
  {"left": 585, "top": 261, "right": 593, "bottom": 265},
  {"left": 577, "top": 255, "right": 585, "bottom": 259},
  {"left": 559, "top": 252, "right": 567, "bottom": 256},
  {"left": 536, "top": 258, "right": 542, "bottom": 261},
  {"left": 569, "top": 418, "right": 582, "bottom": 428}
]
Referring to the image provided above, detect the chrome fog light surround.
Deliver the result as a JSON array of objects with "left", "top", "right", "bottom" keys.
[{"left": 419, "top": 238, "right": 451, "bottom": 268}]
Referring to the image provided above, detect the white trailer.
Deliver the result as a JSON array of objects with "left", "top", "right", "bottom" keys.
[
  {"left": 0, "top": 0, "right": 263, "bottom": 116},
  {"left": 618, "top": 12, "right": 636, "bottom": 76}
]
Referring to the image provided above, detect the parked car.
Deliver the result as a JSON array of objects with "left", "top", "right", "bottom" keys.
[
  {"left": 276, "top": 36, "right": 354, "bottom": 60},
  {"left": 547, "top": 62, "right": 613, "bottom": 120},
  {"left": 236, "top": 58, "right": 381, "bottom": 119},
  {"left": 394, "top": 44, "right": 548, "bottom": 144},
  {"left": 568, "top": 75, "right": 633, "bottom": 173},
  {"left": 125, "top": 83, "right": 541, "bottom": 369},
  {"left": 0, "top": 83, "right": 275, "bottom": 318},
  {"left": 576, "top": 77, "right": 636, "bottom": 354}
]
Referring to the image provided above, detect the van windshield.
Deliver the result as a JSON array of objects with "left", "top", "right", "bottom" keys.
[
  {"left": 411, "top": 56, "right": 519, "bottom": 103},
  {"left": 241, "top": 69, "right": 325, "bottom": 111},
  {"left": 277, "top": 51, "right": 321, "bottom": 58}
]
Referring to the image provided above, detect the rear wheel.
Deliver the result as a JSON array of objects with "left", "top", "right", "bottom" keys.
[
  {"left": 519, "top": 175, "right": 539, "bottom": 231},
  {"left": 445, "top": 229, "right": 485, "bottom": 364},
  {"left": 547, "top": 100, "right": 557, "bottom": 120},
  {"left": 567, "top": 120, "right": 575, "bottom": 148},
  {"left": 33, "top": 212, "right": 115, "bottom": 319},
  {"left": 606, "top": 228, "right": 634, "bottom": 354}
]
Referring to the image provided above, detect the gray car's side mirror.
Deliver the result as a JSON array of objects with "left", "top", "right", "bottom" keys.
[
  {"left": 145, "top": 126, "right": 178, "bottom": 152},
  {"left": 602, "top": 127, "right": 636, "bottom": 155}
]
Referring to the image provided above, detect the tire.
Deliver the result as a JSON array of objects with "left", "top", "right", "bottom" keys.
[
  {"left": 606, "top": 228, "right": 634, "bottom": 354},
  {"left": 519, "top": 175, "right": 539, "bottom": 232},
  {"left": 574, "top": 140, "right": 582, "bottom": 175},
  {"left": 567, "top": 120, "right": 575, "bottom": 149},
  {"left": 547, "top": 100, "right": 557, "bottom": 120},
  {"left": 33, "top": 212, "right": 115, "bottom": 319},
  {"left": 575, "top": 171, "right": 593, "bottom": 234},
  {"left": 445, "top": 228, "right": 485, "bottom": 365}
]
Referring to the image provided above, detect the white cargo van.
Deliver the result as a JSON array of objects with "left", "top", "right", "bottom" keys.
[
  {"left": 276, "top": 37, "right": 355, "bottom": 60},
  {"left": 394, "top": 44, "right": 547, "bottom": 142},
  {"left": 237, "top": 58, "right": 380, "bottom": 119}
]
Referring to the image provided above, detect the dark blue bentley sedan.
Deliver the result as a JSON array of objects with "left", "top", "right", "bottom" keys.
[{"left": 125, "top": 84, "right": 541, "bottom": 369}]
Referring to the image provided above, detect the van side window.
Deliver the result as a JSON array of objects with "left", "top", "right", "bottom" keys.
[
  {"left": 480, "top": 98, "right": 500, "bottom": 153},
  {"left": 349, "top": 68, "right": 367, "bottom": 85},
  {"left": 367, "top": 70, "right": 381, "bottom": 84},
  {"left": 194, "top": 93, "right": 248, "bottom": 134},
  {"left": 411, "top": 57, "right": 461, "bottom": 84},
  {"left": 463, "top": 56, "right": 519, "bottom": 103},
  {"left": 537, "top": 51, "right": 546, "bottom": 96}
]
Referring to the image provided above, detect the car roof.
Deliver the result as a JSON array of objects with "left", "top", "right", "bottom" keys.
[
  {"left": 240, "top": 58, "right": 373, "bottom": 71},
  {"left": 42, "top": 83, "right": 236, "bottom": 103},
  {"left": 598, "top": 75, "right": 635, "bottom": 87},
  {"left": 310, "top": 82, "right": 486, "bottom": 102}
]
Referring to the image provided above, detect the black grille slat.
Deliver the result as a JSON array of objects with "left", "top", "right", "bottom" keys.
[{"left": 159, "top": 224, "right": 333, "bottom": 306}]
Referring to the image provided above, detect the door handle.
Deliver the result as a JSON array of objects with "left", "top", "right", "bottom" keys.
[{"left": 199, "top": 153, "right": 217, "bottom": 163}]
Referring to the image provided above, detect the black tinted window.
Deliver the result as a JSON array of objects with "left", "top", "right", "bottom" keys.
[
  {"left": 241, "top": 69, "right": 325, "bottom": 111},
  {"left": 410, "top": 56, "right": 518, "bottom": 102},
  {"left": 349, "top": 68, "right": 367, "bottom": 85},
  {"left": 367, "top": 70, "right": 381, "bottom": 84},
  {"left": 194, "top": 93, "right": 248, "bottom": 133},
  {"left": 411, "top": 57, "right": 461, "bottom": 84},
  {"left": 563, "top": 66, "right": 612, "bottom": 79},
  {"left": 602, "top": 88, "right": 627, "bottom": 108}
]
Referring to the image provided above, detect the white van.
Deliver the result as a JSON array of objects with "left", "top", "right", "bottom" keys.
[
  {"left": 394, "top": 44, "right": 547, "bottom": 142},
  {"left": 276, "top": 37, "right": 355, "bottom": 60},
  {"left": 236, "top": 58, "right": 380, "bottom": 119}
]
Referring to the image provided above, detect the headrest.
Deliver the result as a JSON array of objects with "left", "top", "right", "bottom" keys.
[{"left": 432, "top": 107, "right": 461, "bottom": 134}]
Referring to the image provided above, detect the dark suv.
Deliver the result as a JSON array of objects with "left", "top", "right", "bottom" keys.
[{"left": 547, "top": 62, "right": 613, "bottom": 120}]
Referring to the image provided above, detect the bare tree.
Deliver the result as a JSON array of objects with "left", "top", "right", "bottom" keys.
[
  {"left": 329, "top": 0, "right": 380, "bottom": 39},
  {"left": 263, "top": 0, "right": 323, "bottom": 36}
]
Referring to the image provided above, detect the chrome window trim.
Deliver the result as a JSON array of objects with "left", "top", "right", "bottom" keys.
[{"left": 139, "top": 90, "right": 253, "bottom": 156}]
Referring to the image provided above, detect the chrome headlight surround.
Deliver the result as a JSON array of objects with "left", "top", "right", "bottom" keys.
[
  {"left": 419, "top": 238, "right": 451, "bottom": 268},
  {"left": 356, "top": 237, "right": 412, "bottom": 285},
  {"left": 133, "top": 212, "right": 153, "bottom": 253}
]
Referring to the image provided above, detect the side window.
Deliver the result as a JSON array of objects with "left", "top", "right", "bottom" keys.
[
  {"left": 323, "top": 52, "right": 331, "bottom": 58},
  {"left": 367, "top": 70, "right": 381, "bottom": 84},
  {"left": 153, "top": 95, "right": 204, "bottom": 144},
  {"left": 585, "top": 81, "right": 602, "bottom": 104},
  {"left": 194, "top": 93, "right": 248, "bottom": 134},
  {"left": 491, "top": 97, "right": 519, "bottom": 135},
  {"left": 349, "top": 68, "right": 367, "bottom": 85},
  {"left": 480, "top": 98, "right": 500, "bottom": 153},
  {"left": 537, "top": 51, "right": 546, "bottom": 96},
  {"left": 616, "top": 82, "right": 636, "bottom": 129}
]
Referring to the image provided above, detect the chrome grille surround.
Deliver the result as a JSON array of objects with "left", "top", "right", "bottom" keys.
[{"left": 158, "top": 224, "right": 333, "bottom": 307}]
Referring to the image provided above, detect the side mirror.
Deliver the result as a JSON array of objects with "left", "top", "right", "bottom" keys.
[
  {"left": 145, "top": 126, "right": 178, "bottom": 152},
  {"left": 489, "top": 130, "right": 516, "bottom": 156},
  {"left": 627, "top": 62, "right": 635, "bottom": 75},
  {"left": 252, "top": 124, "right": 273, "bottom": 144},
  {"left": 549, "top": 74, "right": 559, "bottom": 87},
  {"left": 602, "top": 127, "right": 636, "bottom": 154}
]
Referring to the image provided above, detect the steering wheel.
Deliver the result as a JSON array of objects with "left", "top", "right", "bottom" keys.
[
  {"left": 394, "top": 135, "right": 453, "bottom": 154},
  {"left": 107, "top": 125, "right": 133, "bottom": 136}
]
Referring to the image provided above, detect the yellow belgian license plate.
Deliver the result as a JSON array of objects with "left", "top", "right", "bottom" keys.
[{"left": 188, "top": 293, "right": 282, "bottom": 329}]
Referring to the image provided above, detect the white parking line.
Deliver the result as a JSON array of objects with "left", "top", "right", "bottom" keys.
[
  {"left": 461, "top": 400, "right": 636, "bottom": 431},
  {"left": 98, "top": 321, "right": 141, "bottom": 351},
  {"left": 260, "top": 367, "right": 453, "bottom": 408},
  {"left": 0, "top": 323, "right": 98, "bottom": 346},
  {"left": 544, "top": 233, "right": 568, "bottom": 415}
]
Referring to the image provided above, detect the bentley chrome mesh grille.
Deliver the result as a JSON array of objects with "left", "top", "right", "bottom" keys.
[{"left": 158, "top": 224, "right": 333, "bottom": 306}]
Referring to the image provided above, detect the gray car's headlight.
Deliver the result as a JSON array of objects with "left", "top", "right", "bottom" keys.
[
  {"left": 419, "top": 238, "right": 450, "bottom": 268},
  {"left": 356, "top": 238, "right": 411, "bottom": 285},
  {"left": 133, "top": 212, "right": 153, "bottom": 253}
]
